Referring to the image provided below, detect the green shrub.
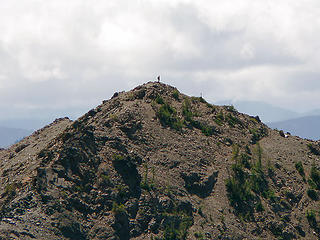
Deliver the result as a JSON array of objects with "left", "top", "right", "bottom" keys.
[
  {"left": 249, "top": 144, "right": 268, "bottom": 196},
  {"left": 306, "top": 209, "right": 317, "bottom": 227},
  {"left": 37, "top": 149, "right": 54, "bottom": 164},
  {"left": 307, "top": 189, "right": 318, "bottom": 201},
  {"left": 199, "top": 97, "right": 206, "bottom": 103},
  {"left": 194, "top": 232, "right": 204, "bottom": 239},
  {"left": 226, "top": 105, "right": 237, "bottom": 112},
  {"left": 14, "top": 144, "right": 28, "bottom": 153},
  {"left": 99, "top": 173, "right": 112, "bottom": 187},
  {"left": 214, "top": 112, "right": 224, "bottom": 126},
  {"left": 182, "top": 99, "right": 193, "bottom": 121},
  {"left": 201, "top": 125, "right": 216, "bottom": 136},
  {"left": 250, "top": 127, "right": 268, "bottom": 144},
  {"left": 249, "top": 117, "right": 259, "bottom": 123},
  {"left": 226, "top": 144, "right": 271, "bottom": 219},
  {"left": 267, "top": 160, "right": 274, "bottom": 175},
  {"left": 157, "top": 103, "right": 183, "bottom": 131},
  {"left": 190, "top": 96, "right": 206, "bottom": 104},
  {"left": 240, "top": 153, "right": 251, "bottom": 169},
  {"left": 307, "top": 143, "right": 320, "bottom": 155},
  {"left": 112, "top": 202, "right": 126, "bottom": 214},
  {"left": 226, "top": 113, "right": 241, "bottom": 127},
  {"left": 4, "top": 183, "right": 18, "bottom": 198},
  {"left": 206, "top": 103, "right": 215, "bottom": 109},
  {"left": 115, "top": 184, "right": 130, "bottom": 200},
  {"left": 252, "top": 143, "right": 263, "bottom": 170},
  {"left": 108, "top": 113, "right": 118, "bottom": 121},
  {"left": 140, "top": 164, "right": 155, "bottom": 191},
  {"left": 225, "top": 175, "right": 253, "bottom": 217},
  {"left": 172, "top": 90, "right": 179, "bottom": 100},
  {"left": 295, "top": 161, "right": 305, "bottom": 180},
  {"left": 309, "top": 163, "right": 320, "bottom": 190},
  {"left": 156, "top": 95, "right": 165, "bottom": 104},
  {"left": 264, "top": 189, "right": 277, "bottom": 201},
  {"left": 113, "top": 154, "right": 125, "bottom": 162},
  {"left": 245, "top": 145, "right": 252, "bottom": 155},
  {"left": 162, "top": 211, "right": 193, "bottom": 240},
  {"left": 226, "top": 147, "right": 254, "bottom": 217},
  {"left": 250, "top": 167, "right": 267, "bottom": 195},
  {"left": 255, "top": 201, "right": 264, "bottom": 212},
  {"left": 182, "top": 99, "right": 216, "bottom": 136}
]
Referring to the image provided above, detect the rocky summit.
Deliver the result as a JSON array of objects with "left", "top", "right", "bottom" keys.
[{"left": 0, "top": 82, "right": 320, "bottom": 239}]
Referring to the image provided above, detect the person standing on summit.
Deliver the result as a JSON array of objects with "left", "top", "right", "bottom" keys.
[{"left": 157, "top": 75, "right": 160, "bottom": 82}]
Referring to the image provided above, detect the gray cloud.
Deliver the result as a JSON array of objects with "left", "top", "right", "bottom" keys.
[{"left": 0, "top": 0, "right": 320, "bottom": 126}]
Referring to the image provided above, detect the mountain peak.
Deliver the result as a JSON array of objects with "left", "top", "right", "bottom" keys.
[{"left": 0, "top": 82, "right": 319, "bottom": 239}]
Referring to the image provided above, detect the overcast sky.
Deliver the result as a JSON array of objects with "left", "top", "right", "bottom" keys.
[{"left": 1, "top": 0, "right": 320, "bottom": 125}]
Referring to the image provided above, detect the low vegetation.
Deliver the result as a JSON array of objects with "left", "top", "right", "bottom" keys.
[
  {"left": 308, "top": 163, "right": 320, "bottom": 190},
  {"left": 226, "top": 144, "right": 271, "bottom": 220},
  {"left": 3, "top": 83, "right": 320, "bottom": 239},
  {"left": 226, "top": 105, "right": 237, "bottom": 112},
  {"left": 307, "top": 189, "right": 318, "bottom": 200},
  {"left": 182, "top": 99, "right": 217, "bottom": 136},
  {"left": 226, "top": 113, "right": 242, "bottom": 128},
  {"left": 140, "top": 164, "right": 155, "bottom": 191},
  {"left": 112, "top": 202, "right": 126, "bottom": 215},
  {"left": 156, "top": 97, "right": 183, "bottom": 131},
  {"left": 250, "top": 127, "right": 268, "bottom": 144},
  {"left": 4, "top": 182, "right": 18, "bottom": 199},
  {"left": 306, "top": 209, "right": 317, "bottom": 228},
  {"left": 307, "top": 143, "right": 320, "bottom": 155},
  {"left": 161, "top": 209, "right": 193, "bottom": 240},
  {"left": 172, "top": 90, "right": 179, "bottom": 100},
  {"left": 214, "top": 112, "right": 224, "bottom": 126},
  {"left": 295, "top": 161, "right": 306, "bottom": 181}
]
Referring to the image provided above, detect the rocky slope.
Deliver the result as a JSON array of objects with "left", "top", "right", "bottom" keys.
[{"left": 0, "top": 82, "right": 320, "bottom": 239}]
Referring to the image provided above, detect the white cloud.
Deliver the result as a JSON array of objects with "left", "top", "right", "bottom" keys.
[{"left": 0, "top": 0, "right": 320, "bottom": 121}]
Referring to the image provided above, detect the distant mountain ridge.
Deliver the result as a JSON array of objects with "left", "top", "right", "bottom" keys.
[
  {"left": 216, "top": 100, "right": 320, "bottom": 140},
  {"left": 1, "top": 100, "right": 319, "bottom": 147},
  {"left": 0, "top": 126, "right": 32, "bottom": 148},
  {"left": 216, "top": 100, "right": 303, "bottom": 123},
  {"left": 267, "top": 115, "right": 320, "bottom": 140}
]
